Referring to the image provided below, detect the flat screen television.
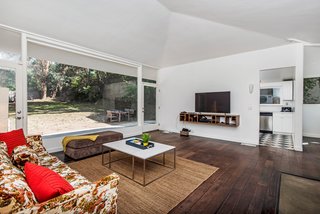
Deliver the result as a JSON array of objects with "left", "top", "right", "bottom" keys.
[{"left": 195, "top": 91, "right": 230, "bottom": 113}]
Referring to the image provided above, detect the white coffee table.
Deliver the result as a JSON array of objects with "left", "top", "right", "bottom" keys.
[{"left": 101, "top": 138, "right": 176, "bottom": 186}]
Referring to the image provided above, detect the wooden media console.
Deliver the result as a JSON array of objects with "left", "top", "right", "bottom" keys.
[{"left": 179, "top": 112, "right": 240, "bottom": 127}]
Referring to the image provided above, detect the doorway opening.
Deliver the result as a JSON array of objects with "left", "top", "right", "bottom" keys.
[{"left": 259, "top": 67, "right": 295, "bottom": 150}]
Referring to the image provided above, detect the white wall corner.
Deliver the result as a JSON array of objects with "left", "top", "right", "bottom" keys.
[{"left": 293, "top": 43, "right": 304, "bottom": 151}]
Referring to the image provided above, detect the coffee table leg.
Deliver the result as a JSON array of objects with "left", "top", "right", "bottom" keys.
[
  {"left": 163, "top": 153, "right": 166, "bottom": 165},
  {"left": 174, "top": 148, "right": 176, "bottom": 169},
  {"left": 101, "top": 146, "right": 104, "bottom": 165},
  {"left": 143, "top": 159, "right": 146, "bottom": 186},
  {"left": 108, "top": 149, "right": 111, "bottom": 168},
  {"left": 132, "top": 156, "right": 135, "bottom": 179}
]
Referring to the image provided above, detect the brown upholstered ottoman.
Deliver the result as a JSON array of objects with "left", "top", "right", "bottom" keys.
[{"left": 64, "top": 131, "right": 123, "bottom": 160}]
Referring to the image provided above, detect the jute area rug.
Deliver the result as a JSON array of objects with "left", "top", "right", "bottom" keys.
[
  {"left": 279, "top": 173, "right": 320, "bottom": 214},
  {"left": 68, "top": 151, "right": 218, "bottom": 214}
]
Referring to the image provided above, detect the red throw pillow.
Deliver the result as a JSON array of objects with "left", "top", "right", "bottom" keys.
[
  {"left": 24, "top": 162, "right": 74, "bottom": 203},
  {"left": 0, "top": 129, "right": 27, "bottom": 156}
]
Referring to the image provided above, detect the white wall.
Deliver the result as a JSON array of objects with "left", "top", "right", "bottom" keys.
[
  {"left": 158, "top": 44, "right": 300, "bottom": 146},
  {"left": 303, "top": 47, "right": 320, "bottom": 138},
  {"left": 0, "top": 28, "right": 21, "bottom": 54}
]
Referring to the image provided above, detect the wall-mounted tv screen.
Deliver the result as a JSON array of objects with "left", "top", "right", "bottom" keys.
[{"left": 195, "top": 91, "right": 230, "bottom": 113}]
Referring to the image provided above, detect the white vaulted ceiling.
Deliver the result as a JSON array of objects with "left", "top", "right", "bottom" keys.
[
  {"left": 161, "top": 13, "right": 284, "bottom": 66},
  {"left": 158, "top": 0, "right": 320, "bottom": 43},
  {"left": 0, "top": 0, "right": 319, "bottom": 68},
  {"left": 0, "top": 0, "right": 171, "bottom": 67}
]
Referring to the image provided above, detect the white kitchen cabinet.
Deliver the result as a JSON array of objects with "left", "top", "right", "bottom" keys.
[
  {"left": 273, "top": 113, "right": 283, "bottom": 132},
  {"left": 273, "top": 112, "right": 293, "bottom": 134},
  {"left": 260, "top": 81, "right": 293, "bottom": 105},
  {"left": 282, "top": 113, "right": 293, "bottom": 133},
  {"left": 282, "top": 81, "right": 293, "bottom": 101}
]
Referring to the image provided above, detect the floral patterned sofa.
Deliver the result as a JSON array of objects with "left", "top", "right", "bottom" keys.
[{"left": 0, "top": 135, "right": 119, "bottom": 214}]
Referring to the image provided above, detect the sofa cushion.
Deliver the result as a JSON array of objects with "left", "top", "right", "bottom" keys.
[
  {"left": 24, "top": 135, "right": 91, "bottom": 189},
  {"left": 0, "top": 129, "right": 27, "bottom": 156},
  {"left": 41, "top": 155, "right": 91, "bottom": 189},
  {"left": 24, "top": 162, "right": 74, "bottom": 203},
  {"left": 11, "top": 145, "right": 40, "bottom": 170},
  {"left": 0, "top": 141, "right": 8, "bottom": 154},
  {"left": 66, "top": 131, "right": 123, "bottom": 149},
  {"left": 0, "top": 191, "right": 17, "bottom": 213},
  {"left": 0, "top": 142, "right": 11, "bottom": 165},
  {"left": 26, "top": 135, "right": 47, "bottom": 153},
  {"left": 25, "top": 173, "right": 120, "bottom": 213},
  {"left": 0, "top": 152, "right": 37, "bottom": 212}
]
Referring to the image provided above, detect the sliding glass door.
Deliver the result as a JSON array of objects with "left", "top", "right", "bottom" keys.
[
  {"left": 142, "top": 83, "right": 158, "bottom": 132},
  {"left": 0, "top": 60, "right": 23, "bottom": 132}
]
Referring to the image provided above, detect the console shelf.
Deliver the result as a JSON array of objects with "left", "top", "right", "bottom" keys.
[{"left": 179, "top": 112, "right": 240, "bottom": 127}]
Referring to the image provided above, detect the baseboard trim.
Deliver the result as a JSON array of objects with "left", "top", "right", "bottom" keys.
[
  {"left": 167, "top": 129, "right": 259, "bottom": 146},
  {"left": 303, "top": 132, "right": 320, "bottom": 138},
  {"left": 47, "top": 147, "right": 63, "bottom": 153},
  {"left": 241, "top": 143, "right": 257, "bottom": 147}
]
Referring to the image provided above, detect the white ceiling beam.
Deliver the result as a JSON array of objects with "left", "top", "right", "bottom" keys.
[
  {"left": 0, "top": 23, "right": 160, "bottom": 69},
  {"left": 287, "top": 38, "right": 320, "bottom": 47}
]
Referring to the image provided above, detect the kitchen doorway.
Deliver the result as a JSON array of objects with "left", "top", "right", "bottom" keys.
[{"left": 259, "top": 67, "right": 295, "bottom": 150}]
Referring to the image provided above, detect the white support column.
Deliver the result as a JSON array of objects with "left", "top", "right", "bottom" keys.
[
  {"left": 137, "top": 66, "right": 143, "bottom": 128},
  {"left": 294, "top": 43, "right": 304, "bottom": 151},
  {"left": 0, "top": 88, "right": 9, "bottom": 132},
  {"left": 21, "top": 33, "right": 28, "bottom": 134}
]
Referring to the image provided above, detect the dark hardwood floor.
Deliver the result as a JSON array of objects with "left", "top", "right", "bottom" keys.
[
  {"left": 52, "top": 132, "right": 320, "bottom": 213},
  {"left": 149, "top": 131, "right": 320, "bottom": 214}
]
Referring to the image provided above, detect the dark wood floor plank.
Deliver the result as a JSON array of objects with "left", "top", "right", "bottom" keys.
[
  {"left": 187, "top": 159, "right": 252, "bottom": 213},
  {"left": 170, "top": 169, "right": 226, "bottom": 214}
]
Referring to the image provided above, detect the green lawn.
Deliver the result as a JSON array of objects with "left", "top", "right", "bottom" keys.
[
  {"left": 27, "top": 101, "right": 105, "bottom": 115},
  {"left": 9, "top": 101, "right": 104, "bottom": 115}
]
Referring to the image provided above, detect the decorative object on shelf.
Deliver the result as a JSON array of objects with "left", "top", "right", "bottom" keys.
[
  {"left": 180, "top": 112, "right": 240, "bottom": 127},
  {"left": 126, "top": 137, "right": 154, "bottom": 150},
  {"left": 219, "top": 117, "right": 226, "bottom": 123},
  {"left": 180, "top": 128, "right": 190, "bottom": 137}
]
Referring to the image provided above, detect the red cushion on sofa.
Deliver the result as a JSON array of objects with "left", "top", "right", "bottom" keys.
[
  {"left": 0, "top": 129, "right": 27, "bottom": 155},
  {"left": 24, "top": 162, "right": 74, "bottom": 203}
]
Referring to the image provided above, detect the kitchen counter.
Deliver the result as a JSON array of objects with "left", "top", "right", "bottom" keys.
[
  {"left": 260, "top": 102, "right": 294, "bottom": 113},
  {"left": 260, "top": 111, "right": 294, "bottom": 113}
]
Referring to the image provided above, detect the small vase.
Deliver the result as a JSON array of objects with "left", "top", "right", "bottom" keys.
[{"left": 143, "top": 142, "right": 149, "bottom": 147}]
